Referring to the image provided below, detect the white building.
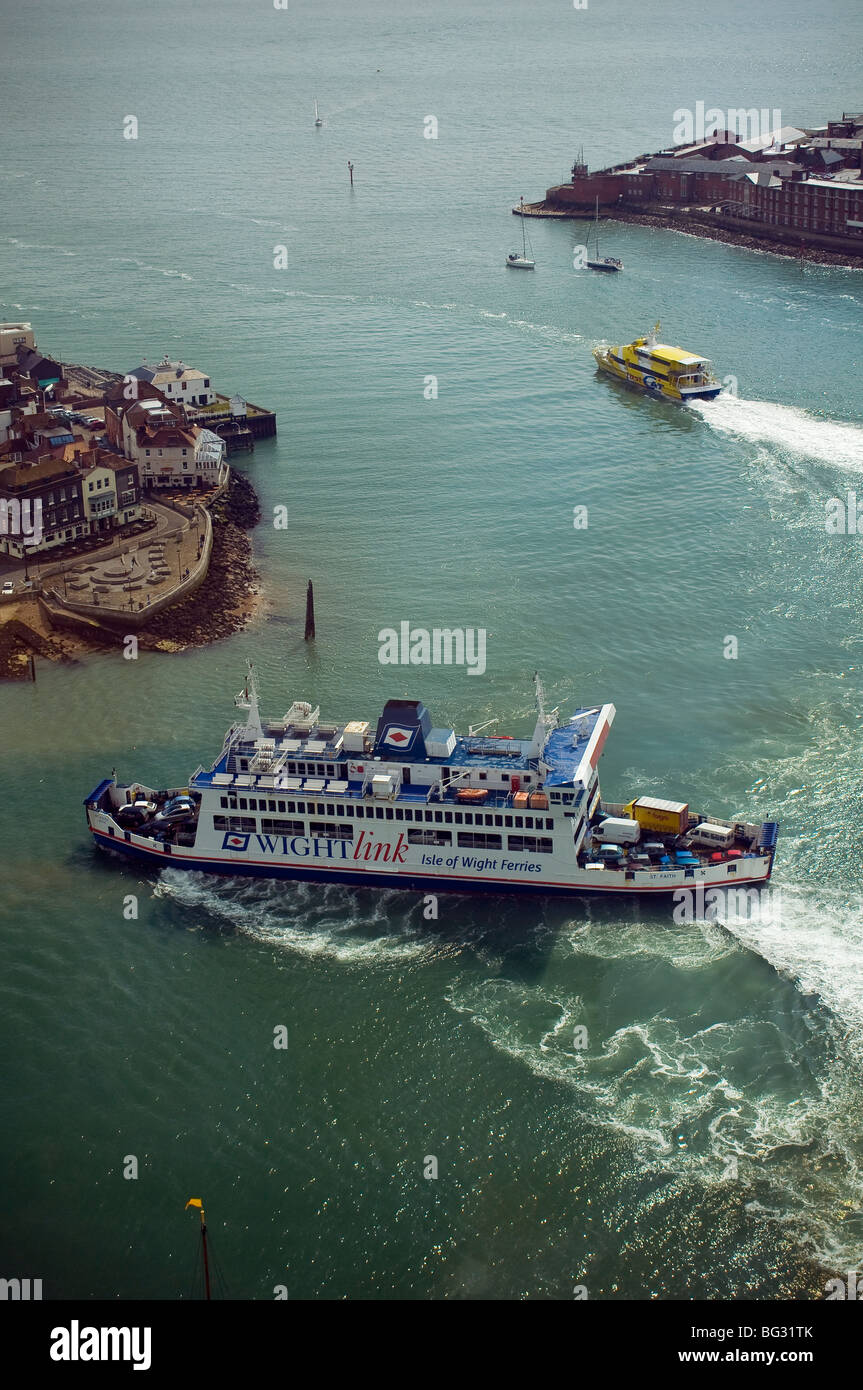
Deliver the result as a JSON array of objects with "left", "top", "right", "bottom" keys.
[
  {"left": 0, "top": 323, "right": 35, "bottom": 369},
  {"left": 127, "top": 355, "right": 216, "bottom": 407}
]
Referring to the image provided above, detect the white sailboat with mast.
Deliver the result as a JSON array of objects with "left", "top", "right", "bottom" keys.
[
  {"left": 586, "top": 196, "right": 623, "bottom": 272},
  {"left": 314, "top": 99, "right": 323, "bottom": 127},
  {"left": 507, "top": 198, "right": 535, "bottom": 269}
]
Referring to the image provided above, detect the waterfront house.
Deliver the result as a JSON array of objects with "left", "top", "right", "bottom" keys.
[{"left": 127, "top": 356, "right": 215, "bottom": 407}]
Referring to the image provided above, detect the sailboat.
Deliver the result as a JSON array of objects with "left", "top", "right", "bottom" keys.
[
  {"left": 314, "top": 99, "right": 323, "bottom": 127},
  {"left": 586, "top": 197, "right": 623, "bottom": 272},
  {"left": 506, "top": 198, "right": 535, "bottom": 269}
]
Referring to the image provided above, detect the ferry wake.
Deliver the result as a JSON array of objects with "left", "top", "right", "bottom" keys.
[{"left": 83, "top": 666, "right": 778, "bottom": 898}]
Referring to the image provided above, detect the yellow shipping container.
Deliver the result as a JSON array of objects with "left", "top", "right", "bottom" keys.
[{"left": 624, "top": 797, "right": 689, "bottom": 836}]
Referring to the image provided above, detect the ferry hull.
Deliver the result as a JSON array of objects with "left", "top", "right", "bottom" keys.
[
  {"left": 88, "top": 826, "right": 774, "bottom": 899},
  {"left": 593, "top": 350, "right": 721, "bottom": 401}
]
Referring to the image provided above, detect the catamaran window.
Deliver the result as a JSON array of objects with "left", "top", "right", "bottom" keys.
[
  {"left": 376, "top": 807, "right": 384, "bottom": 819},
  {"left": 502, "top": 774, "right": 510, "bottom": 783},
  {"left": 337, "top": 806, "right": 344, "bottom": 817},
  {"left": 396, "top": 809, "right": 403, "bottom": 820},
  {"left": 444, "top": 812, "right": 452, "bottom": 823},
  {"left": 220, "top": 796, "right": 228, "bottom": 809},
  {"left": 425, "top": 811, "right": 433, "bottom": 822},
  {"left": 505, "top": 815, "right": 513, "bottom": 827},
  {"left": 508, "top": 836, "right": 553, "bottom": 854},
  {"left": 434, "top": 811, "right": 443, "bottom": 823},
  {"left": 385, "top": 808, "right": 393, "bottom": 820},
  {"left": 287, "top": 763, "right": 296, "bottom": 775},
  {"left": 229, "top": 798, "right": 237, "bottom": 810},
  {"left": 316, "top": 763, "right": 325, "bottom": 776},
  {"left": 494, "top": 815, "right": 503, "bottom": 827},
  {"left": 346, "top": 806, "right": 354, "bottom": 816},
  {"left": 278, "top": 801, "right": 286, "bottom": 813},
  {"left": 550, "top": 794, "right": 560, "bottom": 804},
  {"left": 239, "top": 798, "right": 248, "bottom": 810},
  {"left": 514, "top": 816, "right": 523, "bottom": 828},
  {"left": 458, "top": 832, "right": 502, "bottom": 850},
  {"left": 261, "top": 819, "right": 305, "bottom": 836},
  {"left": 525, "top": 816, "right": 533, "bottom": 828},
  {"left": 545, "top": 818, "right": 553, "bottom": 830},
  {"left": 408, "top": 829, "right": 452, "bottom": 847},
  {"left": 478, "top": 772, "right": 487, "bottom": 781},
  {"left": 310, "top": 822, "right": 353, "bottom": 840},
  {"left": 454, "top": 812, "right": 463, "bottom": 824}
]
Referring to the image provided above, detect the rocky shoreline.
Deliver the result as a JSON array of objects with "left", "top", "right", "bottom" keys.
[
  {"left": 0, "top": 469, "right": 264, "bottom": 677},
  {"left": 612, "top": 209, "right": 863, "bottom": 268}
]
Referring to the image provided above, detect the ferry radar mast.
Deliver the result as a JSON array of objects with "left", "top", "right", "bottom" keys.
[
  {"left": 527, "top": 672, "right": 559, "bottom": 759},
  {"left": 234, "top": 660, "right": 263, "bottom": 740}
]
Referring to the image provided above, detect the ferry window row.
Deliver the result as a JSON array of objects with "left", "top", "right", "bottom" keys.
[
  {"left": 212, "top": 817, "right": 553, "bottom": 854},
  {"left": 406, "top": 830, "right": 554, "bottom": 854},
  {"left": 218, "top": 795, "right": 553, "bottom": 830}
]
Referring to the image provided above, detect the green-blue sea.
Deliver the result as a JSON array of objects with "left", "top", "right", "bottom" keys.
[{"left": 1, "top": 0, "right": 863, "bottom": 1299}]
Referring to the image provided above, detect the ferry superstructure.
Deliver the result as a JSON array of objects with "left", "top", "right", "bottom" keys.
[
  {"left": 593, "top": 323, "right": 722, "bottom": 402},
  {"left": 83, "top": 668, "right": 778, "bottom": 898}
]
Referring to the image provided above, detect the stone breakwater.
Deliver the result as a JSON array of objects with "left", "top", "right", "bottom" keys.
[{"left": 137, "top": 469, "right": 262, "bottom": 652}]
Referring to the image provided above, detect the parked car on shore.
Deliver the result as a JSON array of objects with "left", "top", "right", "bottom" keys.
[{"left": 1, "top": 580, "right": 14, "bottom": 597}]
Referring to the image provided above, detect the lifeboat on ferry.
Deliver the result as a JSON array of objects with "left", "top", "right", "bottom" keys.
[{"left": 456, "top": 788, "right": 489, "bottom": 803}]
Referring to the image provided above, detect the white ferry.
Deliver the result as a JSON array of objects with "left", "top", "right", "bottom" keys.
[{"left": 83, "top": 667, "right": 778, "bottom": 898}]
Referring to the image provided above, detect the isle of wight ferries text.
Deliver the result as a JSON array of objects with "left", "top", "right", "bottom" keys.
[{"left": 220, "top": 831, "right": 542, "bottom": 873}]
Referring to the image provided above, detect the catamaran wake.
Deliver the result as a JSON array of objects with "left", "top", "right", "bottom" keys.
[{"left": 690, "top": 394, "right": 863, "bottom": 471}]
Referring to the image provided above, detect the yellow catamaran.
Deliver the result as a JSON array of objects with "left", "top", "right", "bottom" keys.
[{"left": 593, "top": 323, "right": 722, "bottom": 402}]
